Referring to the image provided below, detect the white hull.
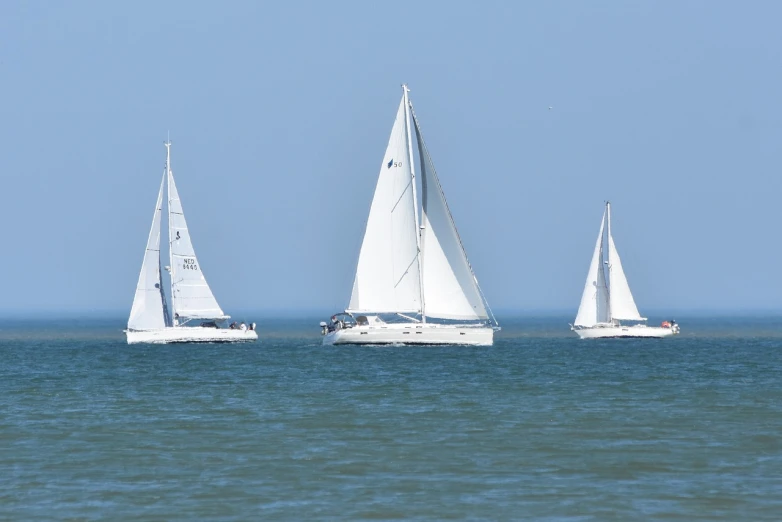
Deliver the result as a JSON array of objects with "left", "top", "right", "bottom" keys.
[
  {"left": 126, "top": 327, "right": 258, "bottom": 344},
  {"left": 573, "top": 324, "right": 677, "bottom": 339},
  {"left": 323, "top": 324, "right": 494, "bottom": 346}
]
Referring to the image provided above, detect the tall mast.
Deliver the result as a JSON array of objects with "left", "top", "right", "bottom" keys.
[
  {"left": 605, "top": 201, "right": 612, "bottom": 323},
  {"left": 402, "top": 84, "right": 426, "bottom": 322},
  {"left": 165, "top": 139, "right": 176, "bottom": 325}
]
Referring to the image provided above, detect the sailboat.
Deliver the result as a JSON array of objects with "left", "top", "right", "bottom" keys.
[
  {"left": 125, "top": 141, "right": 258, "bottom": 344},
  {"left": 320, "top": 85, "right": 499, "bottom": 346},
  {"left": 571, "top": 202, "right": 680, "bottom": 339}
]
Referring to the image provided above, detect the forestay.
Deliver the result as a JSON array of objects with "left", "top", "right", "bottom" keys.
[
  {"left": 413, "top": 115, "right": 488, "bottom": 320},
  {"left": 167, "top": 162, "right": 226, "bottom": 320},
  {"left": 128, "top": 174, "right": 169, "bottom": 330},
  {"left": 574, "top": 209, "right": 610, "bottom": 327},
  {"left": 347, "top": 96, "right": 422, "bottom": 314}
]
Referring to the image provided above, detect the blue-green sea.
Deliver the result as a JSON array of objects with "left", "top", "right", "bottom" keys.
[{"left": 1, "top": 316, "right": 781, "bottom": 520}]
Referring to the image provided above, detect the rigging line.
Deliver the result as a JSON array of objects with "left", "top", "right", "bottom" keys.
[
  {"left": 172, "top": 283, "right": 210, "bottom": 289},
  {"left": 390, "top": 180, "right": 413, "bottom": 213},
  {"left": 393, "top": 254, "right": 421, "bottom": 290}
]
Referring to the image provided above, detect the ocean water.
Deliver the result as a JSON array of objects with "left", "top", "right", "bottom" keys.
[{"left": 1, "top": 316, "right": 781, "bottom": 520}]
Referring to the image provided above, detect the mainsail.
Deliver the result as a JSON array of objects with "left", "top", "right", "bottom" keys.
[
  {"left": 413, "top": 114, "right": 488, "bottom": 320},
  {"left": 574, "top": 208, "right": 610, "bottom": 327},
  {"left": 166, "top": 143, "right": 226, "bottom": 321},
  {"left": 128, "top": 174, "right": 169, "bottom": 330},
  {"left": 347, "top": 96, "right": 422, "bottom": 314}
]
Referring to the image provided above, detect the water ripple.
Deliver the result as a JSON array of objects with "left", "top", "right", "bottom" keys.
[{"left": 1, "top": 317, "right": 781, "bottom": 520}]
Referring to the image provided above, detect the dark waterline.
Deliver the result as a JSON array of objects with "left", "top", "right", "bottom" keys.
[{"left": 1, "top": 316, "right": 781, "bottom": 520}]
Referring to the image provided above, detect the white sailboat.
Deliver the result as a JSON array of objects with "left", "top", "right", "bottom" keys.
[
  {"left": 571, "top": 202, "right": 680, "bottom": 339},
  {"left": 321, "top": 85, "right": 499, "bottom": 346},
  {"left": 125, "top": 141, "right": 258, "bottom": 344}
]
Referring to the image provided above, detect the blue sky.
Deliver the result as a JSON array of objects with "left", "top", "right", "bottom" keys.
[{"left": 1, "top": 1, "right": 781, "bottom": 315}]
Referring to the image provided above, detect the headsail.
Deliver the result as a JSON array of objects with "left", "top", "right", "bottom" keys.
[
  {"left": 574, "top": 208, "right": 610, "bottom": 327},
  {"left": 606, "top": 204, "right": 644, "bottom": 321},
  {"left": 347, "top": 95, "right": 422, "bottom": 314},
  {"left": 128, "top": 173, "right": 169, "bottom": 330},
  {"left": 166, "top": 143, "right": 227, "bottom": 321},
  {"left": 412, "top": 113, "right": 488, "bottom": 320}
]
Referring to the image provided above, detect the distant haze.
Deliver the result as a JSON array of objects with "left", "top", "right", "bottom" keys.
[{"left": 1, "top": 1, "right": 781, "bottom": 316}]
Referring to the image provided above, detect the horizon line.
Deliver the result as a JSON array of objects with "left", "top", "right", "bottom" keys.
[{"left": 0, "top": 308, "right": 781, "bottom": 320}]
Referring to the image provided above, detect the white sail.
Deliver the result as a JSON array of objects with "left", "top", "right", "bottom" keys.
[
  {"left": 166, "top": 145, "right": 226, "bottom": 321},
  {"left": 128, "top": 174, "right": 168, "bottom": 330},
  {"left": 412, "top": 114, "right": 488, "bottom": 320},
  {"left": 347, "top": 96, "right": 422, "bottom": 314},
  {"left": 606, "top": 205, "right": 644, "bottom": 321},
  {"left": 574, "top": 209, "right": 610, "bottom": 327}
]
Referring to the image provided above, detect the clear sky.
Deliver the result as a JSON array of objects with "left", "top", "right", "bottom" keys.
[{"left": 1, "top": 1, "right": 781, "bottom": 316}]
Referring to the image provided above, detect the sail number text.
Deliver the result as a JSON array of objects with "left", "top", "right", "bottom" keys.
[{"left": 182, "top": 258, "right": 199, "bottom": 271}]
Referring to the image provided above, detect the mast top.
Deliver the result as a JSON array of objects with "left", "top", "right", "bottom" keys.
[{"left": 164, "top": 136, "right": 172, "bottom": 173}]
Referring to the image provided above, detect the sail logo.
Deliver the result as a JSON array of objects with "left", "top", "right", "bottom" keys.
[{"left": 387, "top": 159, "right": 402, "bottom": 169}]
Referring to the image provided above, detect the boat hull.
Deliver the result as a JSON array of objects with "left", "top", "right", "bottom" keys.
[
  {"left": 573, "top": 325, "right": 677, "bottom": 339},
  {"left": 322, "top": 324, "right": 494, "bottom": 346},
  {"left": 126, "top": 327, "right": 258, "bottom": 344}
]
